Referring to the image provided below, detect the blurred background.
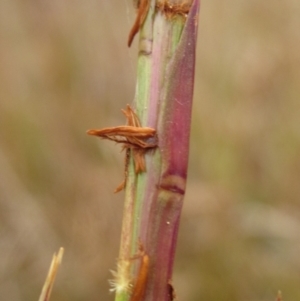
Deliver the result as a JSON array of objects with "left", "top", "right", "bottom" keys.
[{"left": 1, "top": 0, "right": 300, "bottom": 300}]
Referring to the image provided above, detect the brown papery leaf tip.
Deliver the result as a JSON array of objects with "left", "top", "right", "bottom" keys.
[
  {"left": 87, "top": 129, "right": 97, "bottom": 136},
  {"left": 114, "top": 180, "right": 126, "bottom": 194},
  {"left": 128, "top": 0, "right": 150, "bottom": 47}
]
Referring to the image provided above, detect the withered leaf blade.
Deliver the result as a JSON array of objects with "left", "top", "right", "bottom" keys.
[
  {"left": 87, "top": 105, "right": 157, "bottom": 192},
  {"left": 128, "top": 0, "right": 150, "bottom": 47},
  {"left": 87, "top": 126, "right": 156, "bottom": 139}
]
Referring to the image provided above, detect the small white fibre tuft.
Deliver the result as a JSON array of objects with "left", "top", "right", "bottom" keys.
[{"left": 109, "top": 259, "right": 132, "bottom": 293}]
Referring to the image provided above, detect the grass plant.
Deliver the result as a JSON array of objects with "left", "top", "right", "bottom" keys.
[{"left": 89, "top": 1, "right": 200, "bottom": 300}]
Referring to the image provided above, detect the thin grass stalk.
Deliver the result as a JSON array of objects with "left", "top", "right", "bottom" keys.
[
  {"left": 112, "top": 1, "right": 200, "bottom": 301},
  {"left": 38, "top": 248, "right": 64, "bottom": 301}
]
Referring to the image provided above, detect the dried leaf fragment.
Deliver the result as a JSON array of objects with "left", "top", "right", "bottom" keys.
[
  {"left": 129, "top": 243, "right": 149, "bottom": 301},
  {"left": 128, "top": 0, "right": 150, "bottom": 47},
  {"left": 38, "top": 248, "right": 64, "bottom": 301},
  {"left": 156, "top": 1, "right": 191, "bottom": 18},
  {"left": 87, "top": 126, "right": 155, "bottom": 140},
  {"left": 87, "top": 105, "right": 157, "bottom": 192}
]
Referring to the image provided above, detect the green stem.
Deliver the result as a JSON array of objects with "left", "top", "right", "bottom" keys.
[{"left": 115, "top": 1, "right": 200, "bottom": 300}]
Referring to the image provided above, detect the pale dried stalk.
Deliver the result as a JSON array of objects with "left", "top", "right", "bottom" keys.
[{"left": 38, "top": 248, "right": 64, "bottom": 301}]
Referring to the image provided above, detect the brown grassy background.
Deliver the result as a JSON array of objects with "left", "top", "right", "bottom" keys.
[{"left": 1, "top": 1, "right": 300, "bottom": 300}]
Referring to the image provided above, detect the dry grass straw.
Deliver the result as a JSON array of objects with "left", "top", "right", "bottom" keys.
[{"left": 38, "top": 248, "right": 64, "bottom": 301}]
